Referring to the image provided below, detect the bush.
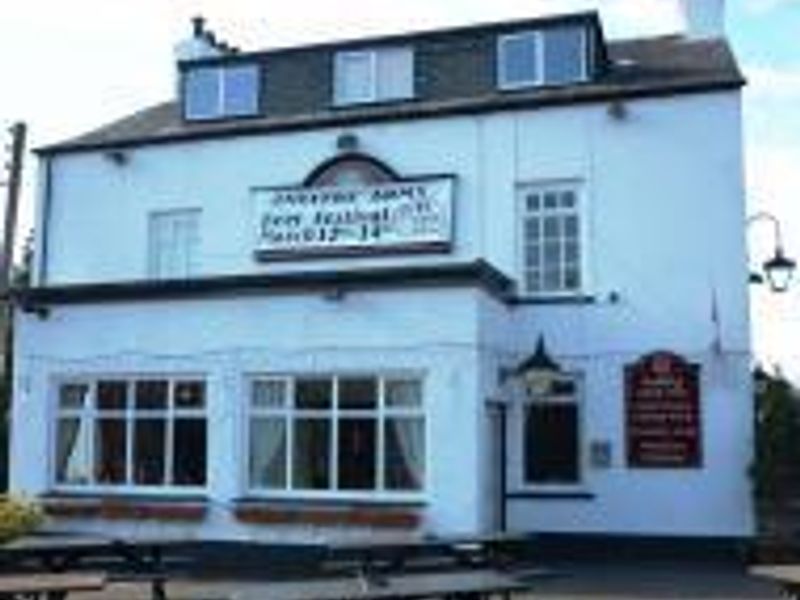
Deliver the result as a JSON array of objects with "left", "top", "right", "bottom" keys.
[{"left": 0, "top": 496, "right": 43, "bottom": 543}]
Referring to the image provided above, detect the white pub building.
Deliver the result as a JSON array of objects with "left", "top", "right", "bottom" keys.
[{"left": 12, "top": 0, "right": 753, "bottom": 544}]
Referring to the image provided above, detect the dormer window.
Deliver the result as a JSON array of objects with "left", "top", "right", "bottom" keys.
[
  {"left": 498, "top": 27, "right": 588, "bottom": 90},
  {"left": 183, "top": 64, "right": 260, "bottom": 121},
  {"left": 334, "top": 47, "right": 414, "bottom": 106}
]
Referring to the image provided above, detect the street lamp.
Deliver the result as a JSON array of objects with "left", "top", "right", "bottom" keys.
[{"left": 747, "top": 211, "right": 796, "bottom": 293}]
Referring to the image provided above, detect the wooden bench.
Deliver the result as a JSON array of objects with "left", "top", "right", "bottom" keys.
[{"left": 0, "top": 572, "right": 106, "bottom": 599}]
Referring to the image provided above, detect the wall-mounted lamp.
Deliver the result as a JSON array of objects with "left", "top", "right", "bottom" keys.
[
  {"left": 498, "top": 334, "right": 561, "bottom": 390},
  {"left": 608, "top": 100, "right": 628, "bottom": 121},
  {"left": 747, "top": 211, "right": 796, "bottom": 293},
  {"left": 104, "top": 150, "right": 129, "bottom": 167}
]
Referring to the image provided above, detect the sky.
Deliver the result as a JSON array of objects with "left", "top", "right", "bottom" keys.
[{"left": 0, "top": 0, "right": 798, "bottom": 377}]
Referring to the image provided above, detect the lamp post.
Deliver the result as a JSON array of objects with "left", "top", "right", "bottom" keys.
[{"left": 747, "top": 211, "right": 796, "bottom": 293}]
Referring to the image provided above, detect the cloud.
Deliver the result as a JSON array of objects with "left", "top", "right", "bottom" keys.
[{"left": 746, "top": 64, "right": 800, "bottom": 101}]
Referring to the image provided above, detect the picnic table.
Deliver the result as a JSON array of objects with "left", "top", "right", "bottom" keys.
[
  {"left": 232, "top": 568, "right": 541, "bottom": 600},
  {"left": 325, "top": 532, "right": 534, "bottom": 576},
  {"left": 0, "top": 533, "right": 194, "bottom": 599},
  {"left": 750, "top": 564, "right": 800, "bottom": 598}
]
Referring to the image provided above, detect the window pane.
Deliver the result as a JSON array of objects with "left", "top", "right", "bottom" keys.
[
  {"left": 500, "top": 34, "right": 538, "bottom": 86},
  {"left": 564, "top": 268, "right": 581, "bottom": 290},
  {"left": 339, "top": 378, "right": 377, "bottom": 410},
  {"left": 564, "top": 215, "right": 579, "bottom": 238},
  {"left": 223, "top": 65, "right": 259, "bottom": 116},
  {"left": 175, "top": 381, "right": 205, "bottom": 409},
  {"left": 293, "top": 419, "right": 330, "bottom": 489},
  {"left": 524, "top": 244, "right": 541, "bottom": 268},
  {"left": 525, "top": 270, "right": 542, "bottom": 293},
  {"left": 97, "top": 381, "right": 127, "bottom": 411},
  {"left": 336, "top": 52, "right": 373, "bottom": 104},
  {"left": 526, "top": 194, "right": 541, "bottom": 212},
  {"left": 524, "top": 403, "right": 579, "bottom": 484},
  {"left": 385, "top": 418, "right": 424, "bottom": 490},
  {"left": 133, "top": 418, "right": 166, "bottom": 485},
  {"left": 385, "top": 379, "right": 422, "bottom": 408},
  {"left": 59, "top": 384, "right": 89, "bottom": 410},
  {"left": 376, "top": 47, "right": 414, "bottom": 100},
  {"left": 250, "top": 418, "right": 286, "bottom": 488},
  {"left": 543, "top": 216, "right": 559, "bottom": 238},
  {"left": 135, "top": 380, "right": 168, "bottom": 410},
  {"left": 543, "top": 193, "right": 559, "bottom": 210},
  {"left": 252, "top": 380, "right": 286, "bottom": 409},
  {"left": 174, "top": 418, "right": 207, "bottom": 486},
  {"left": 56, "top": 417, "right": 92, "bottom": 485},
  {"left": 544, "top": 268, "right": 561, "bottom": 291},
  {"left": 295, "top": 378, "right": 332, "bottom": 409},
  {"left": 338, "top": 418, "right": 376, "bottom": 490},
  {"left": 184, "top": 67, "right": 220, "bottom": 119},
  {"left": 95, "top": 418, "right": 127, "bottom": 484},
  {"left": 523, "top": 218, "right": 540, "bottom": 242},
  {"left": 543, "top": 27, "right": 585, "bottom": 85}
]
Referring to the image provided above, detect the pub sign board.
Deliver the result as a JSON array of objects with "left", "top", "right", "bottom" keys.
[
  {"left": 625, "top": 352, "right": 702, "bottom": 468},
  {"left": 253, "top": 176, "right": 454, "bottom": 260}
]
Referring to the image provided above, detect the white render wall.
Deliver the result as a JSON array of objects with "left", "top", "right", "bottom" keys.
[
  {"left": 17, "top": 90, "right": 752, "bottom": 539},
  {"left": 13, "top": 288, "right": 488, "bottom": 540}
]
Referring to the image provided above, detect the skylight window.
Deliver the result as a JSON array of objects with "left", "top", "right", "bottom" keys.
[
  {"left": 498, "top": 26, "right": 588, "bottom": 90},
  {"left": 184, "top": 64, "right": 260, "bottom": 121}
]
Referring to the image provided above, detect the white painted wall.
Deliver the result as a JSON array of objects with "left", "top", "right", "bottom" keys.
[{"left": 17, "top": 89, "right": 752, "bottom": 539}]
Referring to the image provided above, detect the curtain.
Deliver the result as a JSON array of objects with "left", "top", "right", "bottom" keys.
[
  {"left": 389, "top": 418, "right": 425, "bottom": 490},
  {"left": 250, "top": 418, "right": 286, "bottom": 488}
]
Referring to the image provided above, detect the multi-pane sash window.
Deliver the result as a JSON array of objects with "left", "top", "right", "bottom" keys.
[
  {"left": 148, "top": 209, "right": 200, "bottom": 280},
  {"left": 334, "top": 48, "right": 414, "bottom": 106},
  {"left": 523, "top": 375, "right": 581, "bottom": 485},
  {"left": 519, "top": 183, "right": 582, "bottom": 296},
  {"left": 249, "top": 374, "right": 425, "bottom": 495},
  {"left": 184, "top": 64, "right": 260, "bottom": 120},
  {"left": 54, "top": 378, "right": 207, "bottom": 489},
  {"left": 498, "top": 27, "right": 587, "bottom": 89}
]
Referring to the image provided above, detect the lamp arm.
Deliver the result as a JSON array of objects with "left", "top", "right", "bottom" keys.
[{"left": 747, "top": 211, "right": 786, "bottom": 251}]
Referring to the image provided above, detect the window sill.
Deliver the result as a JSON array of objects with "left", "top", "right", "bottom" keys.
[
  {"left": 506, "top": 490, "right": 595, "bottom": 501},
  {"left": 232, "top": 498, "right": 422, "bottom": 529},
  {"left": 40, "top": 493, "right": 208, "bottom": 521},
  {"left": 508, "top": 294, "right": 596, "bottom": 306}
]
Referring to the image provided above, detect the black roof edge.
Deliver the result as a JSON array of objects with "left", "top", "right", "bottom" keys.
[
  {"left": 176, "top": 11, "right": 603, "bottom": 69},
  {"left": 14, "top": 260, "right": 516, "bottom": 308},
  {"left": 34, "top": 78, "right": 745, "bottom": 157}
]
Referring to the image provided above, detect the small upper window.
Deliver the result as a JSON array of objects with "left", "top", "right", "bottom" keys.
[
  {"left": 334, "top": 47, "right": 414, "bottom": 106},
  {"left": 148, "top": 209, "right": 201, "bottom": 280},
  {"left": 184, "top": 64, "right": 260, "bottom": 120},
  {"left": 498, "top": 27, "right": 587, "bottom": 89}
]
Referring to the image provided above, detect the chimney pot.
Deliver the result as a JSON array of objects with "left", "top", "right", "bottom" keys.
[
  {"left": 191, "top": 16, "right": 205, "bottom": 38},
  {"left": 680, "top": 0, "right": 726, "bottom": 39}
]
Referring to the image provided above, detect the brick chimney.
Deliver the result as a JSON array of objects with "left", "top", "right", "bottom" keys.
[{"left": 679, "top": 0, "right": 726, "bottom": 39}]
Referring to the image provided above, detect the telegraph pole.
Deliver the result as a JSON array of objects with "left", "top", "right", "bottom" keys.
[
  {"left": 2, "top": 122, "right": 26, "bottom": 292},
  {"left": 1, "top": 122, "right": 25, "bottom": 491}
]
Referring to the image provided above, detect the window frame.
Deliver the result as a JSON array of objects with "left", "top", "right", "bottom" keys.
[
  {"left": 497, "top": 27, "right": 588, "bottom": 90},
  {"left": 518, "top": 371, "right": 586, "bottom": 492},
  {"left": 333, "top": 47, "right": 415, "bottom": 107},
  {"left": 182, "top": 63, "right": 262, "bottom": 122},
  {"left": 245, "top": 372, "right": 427, "bottom": 503},
  {"left": 50, "top": 375, "right": 208, "bottom": 496},
  {"left": 147, "top": 208, "right": 202, "bottom": 281},
  {"left": 516, "top": 180, "right": 588, "bottom": 299}
]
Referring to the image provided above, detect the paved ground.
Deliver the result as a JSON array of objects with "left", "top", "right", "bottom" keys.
[{"left": 65, "top": 559, "right": 785, "bottom": 599}]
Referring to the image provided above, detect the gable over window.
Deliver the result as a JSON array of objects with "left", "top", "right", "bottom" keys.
[
  {"left": 334, "top": 47, "right": 414, "bottom": 106},
  {"left": 183, "top": 64, "right": 260, "bottom": 120},
  {"left": 498, "top": 26, "right": 588, "bottom": 89}
]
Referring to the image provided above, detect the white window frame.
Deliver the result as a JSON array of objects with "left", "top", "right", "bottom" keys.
[
  {"left": 497, "top": 28, "right": 588, "bottom": 90},
  {"left": 516, "top": 180, "right": 587, "bottom": 298},
  {"left": 333, "top": 47, "right": 414, "bottom": 106},
  {"left": 184, "top": 64, "right": 260, "bottom": 121},
  {"left": 147, "top": 208, "right": 201, "bottom": 280},
  {"left": 245, "top": 372, "right": 427, "bottom": 503},
  {"left": 50, "top": 375, "right": 208, "bottom": 496},
  {"left": 518, "top": 371, "right": 586, "bottom": 493}
]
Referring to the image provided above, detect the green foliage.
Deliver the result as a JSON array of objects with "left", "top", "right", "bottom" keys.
[
  {"left": 0, "top": 496, "right": 42, "bottom": 542},
  {"left": 753, "top": 369, "right": 800, "bottom": 502}
]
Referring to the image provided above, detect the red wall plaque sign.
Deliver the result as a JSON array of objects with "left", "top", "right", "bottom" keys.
[{"left": 625, "top": 352, "right": 702, "bottom": 468}]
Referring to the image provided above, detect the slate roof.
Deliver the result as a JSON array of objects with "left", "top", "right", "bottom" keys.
[{"left": 38, "top": 22, "right": 744, "bottom": 155}]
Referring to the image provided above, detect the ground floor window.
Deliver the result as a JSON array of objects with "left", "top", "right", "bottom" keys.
[
  {"left": 249, "top": 374, "right": 425, "bottom": 495},
  {"left": 523, "top": 375, "right": 581, "bottom": 485},
  {"left": 54, "top": 378, "right": 207, "bottom": 489}
]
